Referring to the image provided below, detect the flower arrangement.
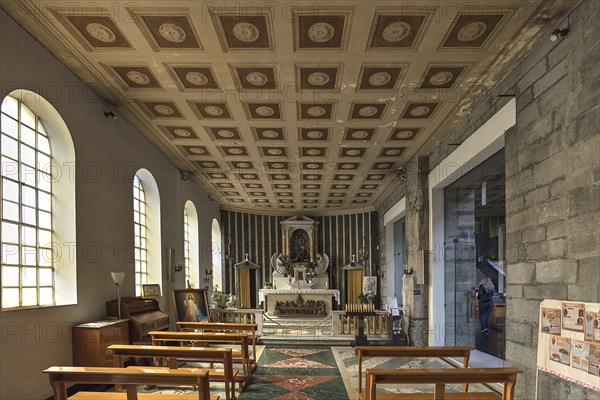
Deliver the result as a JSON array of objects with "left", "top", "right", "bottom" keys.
[
  {"left": 263, "top": 281, "right": 273, "bottom": 288},
  {"left": 358, "top": 292, "right": 375, "bottom": 304},
  {"left": 218, "top": 293, "right": 229, "bottom": 308},
  {"left": 305, "top": 262, "right": 317, "bottom": 282}
]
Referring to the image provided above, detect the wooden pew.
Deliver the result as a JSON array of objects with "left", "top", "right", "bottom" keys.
[
  {"left": 176, "top": 322, "right": 259, "bottom": 372},
  {"left": 363, "top": 367, "right": 522, "bottom": 400},
  {"left": 109, "top": 344, "right": 237, "bottom": 400},
  {"left": 44, "top": 366, "right": 218, "bottom": 400},
  {"left": 149, "top": 331, "right": 251, "bottom": 389},
  {"left": 354, "top": 346, "right": 473, "bottom": 396}
]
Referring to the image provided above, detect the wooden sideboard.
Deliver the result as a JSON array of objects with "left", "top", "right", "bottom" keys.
[{"left": 72, "top": 319, "right": 129, "bottom": 366}]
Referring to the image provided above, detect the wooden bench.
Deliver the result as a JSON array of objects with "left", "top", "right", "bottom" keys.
[
  {"left": 149, "top": 331, "right": 251, "bottom": 389},
  {"left": 109, "top": 344, "right": 237, "bottom": 400},
  {"left": 354, "top": 346, "right": 473, "bottom": 396},
  {"left": 176, "top": 322, "right": 259, "bottom": 372},
  {"left": 364, "top": 367, "right": 522, "bottom": 400},
  {"left": 44, "top": 366, "right": 218, "bottom": 400}
]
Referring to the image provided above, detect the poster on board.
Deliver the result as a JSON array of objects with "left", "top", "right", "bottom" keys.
[
  {"left": 541, "top": 307, "right": 562, "bottom": 335},
  {"left": 549, "top": 335, "right": 572, "bottom": 366},
  {"left": 572, "top": 341, "right": 591, "bottom": 372},
  {"left": 584, "top": 311, "right": 600, "bottom": 342},
  {"left": 562, "top": 302, "right": 585, "bottom": 332},
  {"left": 589, "top": 343, "right": 600, "bottom": 377}
]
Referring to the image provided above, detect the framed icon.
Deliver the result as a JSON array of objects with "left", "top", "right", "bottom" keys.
[
  {"left": 142, "top": 283, "right": 161, "bottom": 297},
  {"left": 172, "top": 289, "right": 209, "bottom": 322}
]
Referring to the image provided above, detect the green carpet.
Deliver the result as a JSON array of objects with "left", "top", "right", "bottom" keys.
[{"left": 239, "top": 345, "right": 348, "bottom": 400}]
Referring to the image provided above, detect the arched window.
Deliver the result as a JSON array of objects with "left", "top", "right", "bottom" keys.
[
  {"left": 211, "top": 218, "right": 223, "bottom": 291},
  {"left": 1, "top": 91, "right": 76, "bottom": 309},
  {"left": 133, "top": 169, "right": 161, "bottom": 297},
  {"left": 133, "top": 175, "right": 148, "bottom": 296},
  {"left": 183, "top": 209, "right": 190, "bottom": 284},
  {"left": 184, "top": 200, "right": 199, "bottom": 288}
]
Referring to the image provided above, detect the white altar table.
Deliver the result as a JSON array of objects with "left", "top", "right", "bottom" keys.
[{"left": 258, "top": 289, "right": 340, "bottom": 315}]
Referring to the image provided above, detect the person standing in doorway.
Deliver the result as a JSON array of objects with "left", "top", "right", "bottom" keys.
[{"left": 477, "top": 276, "right": 495, "bottom": 335}]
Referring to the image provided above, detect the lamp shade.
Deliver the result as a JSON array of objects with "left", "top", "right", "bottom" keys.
[{"left": 111, "top": 272, "right": 125, "bottom": 285}]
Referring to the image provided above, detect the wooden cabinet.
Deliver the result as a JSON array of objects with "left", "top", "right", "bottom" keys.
[{"left": 72, "top": 320, "right": 129, "bottom": 366}]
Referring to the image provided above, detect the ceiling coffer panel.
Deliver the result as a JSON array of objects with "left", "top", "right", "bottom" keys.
[{"left": 7, "top": 0, "right": 575, "bottom": 213}]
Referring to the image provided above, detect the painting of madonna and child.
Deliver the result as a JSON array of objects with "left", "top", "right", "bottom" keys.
[{"left": 172, "top": 289, "right": 209, "bottom": 322}]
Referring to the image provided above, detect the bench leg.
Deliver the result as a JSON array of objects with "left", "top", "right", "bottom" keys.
[
  {"left": 503, "top": 381, "right": 516, "bottom": 400},
  {"left": 50, "top": 380, "right": 67, "bottom": 400},
  {"left": 125, "top": 384, "right": 139, "bottom": 400},
  {"left": 433, "top": 383, "right": 445, "bottom": 400}
]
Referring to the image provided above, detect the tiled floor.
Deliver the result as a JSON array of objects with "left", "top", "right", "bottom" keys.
[{"left": 332, "top": 347, "right": 493, "bottom": 399}]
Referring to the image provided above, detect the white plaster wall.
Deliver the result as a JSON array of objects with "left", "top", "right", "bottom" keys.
[{"left": 0, "top": 12, "right": 220, "bottom": 399}]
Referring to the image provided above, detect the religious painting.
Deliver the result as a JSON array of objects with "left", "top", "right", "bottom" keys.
[
  {"left": 172, "top": 289, "right": 209, "bottom": 322},
  {"left": 363, "top": 276, "right": 377, "bottom": 297},
  {"left": 290, "top": 229, "right": 311, "bottom": 262}
]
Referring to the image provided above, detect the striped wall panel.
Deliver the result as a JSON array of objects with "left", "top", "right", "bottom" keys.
[{"left": 220, "top": 211, "right": 379, "bottom": 296}]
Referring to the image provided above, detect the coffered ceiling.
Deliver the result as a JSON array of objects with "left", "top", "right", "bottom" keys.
[{"left": 1, "top": 0, "right": 577, "bottom": 214}]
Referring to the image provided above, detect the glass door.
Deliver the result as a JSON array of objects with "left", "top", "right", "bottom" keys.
[
  {"left": 393, "top": 218, "right": 406, "bottom": 303},
  {"left": 443, "top": 149, "right": 506, "bottom": 358}
]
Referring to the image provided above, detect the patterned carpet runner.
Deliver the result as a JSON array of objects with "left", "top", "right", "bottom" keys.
[{"left": 239, "top": 346, "right": 348, "bottom": 400}]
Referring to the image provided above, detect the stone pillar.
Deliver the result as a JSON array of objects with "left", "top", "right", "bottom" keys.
[{"left": 404, "top": 156, "right": 430, "bottom": 346}]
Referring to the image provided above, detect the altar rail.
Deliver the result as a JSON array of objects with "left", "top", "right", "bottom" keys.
[
  {"left": 332, "top": 310, "right": 389, "bottom": 336},
  {"left": 209, "top": 308, "right": 389, "bottom": 338},
  {"left": 210, "top": 308, "right": 263, "bottom": 334}
]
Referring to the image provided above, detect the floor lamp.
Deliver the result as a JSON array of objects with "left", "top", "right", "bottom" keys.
[{"left": 111, "top": 272, "right": 125, "bottom": 319}]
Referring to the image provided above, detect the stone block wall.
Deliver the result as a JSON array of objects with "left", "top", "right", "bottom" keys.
[
  {"left": 380, "top": 1, "right": 598, "bottom": 397},
  {"left": 504, "top": 1, "right": 599, "bottom": 398}
]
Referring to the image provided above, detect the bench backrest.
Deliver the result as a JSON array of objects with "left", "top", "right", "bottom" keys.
[
  {"left": 148, "top": 331, "right": 250, "bottom": 375},
  {"left": 44, "top": 366, "right": 210, "bottom": 400},
  {"left": 354, "top": 346, "right": 473, "bottom": 394},
  {"left": 176, "top": 322, "right": 258, "bottom": 362},
  {"left": 109, "top": 344, "right": 233, "bottom": 370},
  {"left": 176, "top": 322, "right": 257, "bottom": 334},
  {"left": 365, "top": 367, "right": 522, "bottom": 400}
]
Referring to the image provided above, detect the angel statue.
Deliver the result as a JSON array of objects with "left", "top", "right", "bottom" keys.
[
  {"left": 315, "top": 253, "right": 329, "bottom": 275},
  {"left": 226, "top": 294, "right": 236, "bottom": 309},
  {"left": 270, "top": 253, "right": 287, "bottom": 275}
]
